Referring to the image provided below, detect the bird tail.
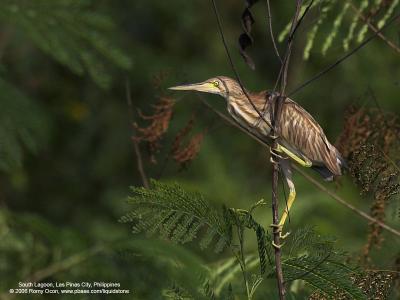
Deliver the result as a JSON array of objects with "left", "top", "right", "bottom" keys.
[
  {"left": 312, "top": 150, "right": 347, "bottom": 181},
  {"left": 311, "top": 165, "right": 335, "bottom": 181}
]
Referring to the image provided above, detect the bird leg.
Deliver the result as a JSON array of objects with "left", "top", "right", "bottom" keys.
[
  {"left": 269, "top": 148, "right": 291, "bottom": 249},
  {"left": 278, "top": 158, "right": 296, "bottom": 237},
  {"left": 269, "top": 156, "right": 296, "bottom": 250},
  {"left": 275, "top": 144, "right": 312, "bottom": 168}
]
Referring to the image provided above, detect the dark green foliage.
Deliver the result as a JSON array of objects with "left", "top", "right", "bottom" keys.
[
  {"left": 122, "top": 182, "right": 377, "bottom": 299},
  {"left": 277, "top": 227, "right": 365, "bottom": 299},
  {"left": 0, "top": 78, "right": 49, "bottom": 172},
  {"left": 0, "top": 0, "right": 132, "bottom": 88},
  {"left": 227, "top": 205, "right": 270, "bottom": 275},
  {"left": 116, "top": 238, "right": 212, "bottom": 300},
  {"left": 0, "top": 1, "right": 399, "bottom": 299},
  {"left": 120, "top": 180, "right": 233, "bottom": 253}
]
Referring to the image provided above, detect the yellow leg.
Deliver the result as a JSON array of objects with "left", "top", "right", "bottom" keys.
[
  {"left": 278, "top": 190, "right": 296, "bottom": 227},
  {"left": 270, "top": 190, "right": 296, "bottom": 242},
  {"left": 270, "top": 157, "right": 297, "bottom": 248},
  {"left": 275, "top": 144, "right": 312, "bottom": 167}
]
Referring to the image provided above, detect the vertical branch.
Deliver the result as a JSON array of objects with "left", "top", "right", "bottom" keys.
[
  {"left": 237, "top": 225, "right": 251, "bottom": 299},
  {"left": 270, "top": 2, "right": 303, "bottom": 299},
  {"left": 125, "top": 79, "right": 150, "bottom": 189}
]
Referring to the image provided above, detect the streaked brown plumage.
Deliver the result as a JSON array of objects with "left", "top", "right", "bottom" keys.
[
  {"left": 170, "top": 76, "right": 345, "bottom": 180},
  {"left": 169, "top": 76, "right": 345, "bottom": 235}
]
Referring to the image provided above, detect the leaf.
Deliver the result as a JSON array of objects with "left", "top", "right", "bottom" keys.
[
  {"left": 282, "top": 256, "right": 366, "bottom": 299},
  {"left": 120, "top": 180, "right": 232, "bottom": 253},
  {"left": 238, "top": 0, "right": 259, "bottom": 70}
]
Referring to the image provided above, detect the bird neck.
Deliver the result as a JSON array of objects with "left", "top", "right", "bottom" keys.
[
  {"left": 227, "top": 91, "right": 267, "bottom": 113},
  {"left": 227, "top": 91, "right": 270, "bottom": 127}
]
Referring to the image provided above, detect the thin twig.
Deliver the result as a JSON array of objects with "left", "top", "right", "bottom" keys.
[
  {"left": 235, "top": 222, "right": 251, "bottom": 299},
  {"left": 199, "top": 98, "right": 400, "bottom": 238},
  {"left": 125, "top": 79, "right": 150, "bottom": 189},
  {"left": 210, "top": 0, "right": 273, "bottom": 130},
  {"left": 272, "top": 0, "right": 314, "bottom": 93},
  {"left": 266, "top": 0, "right": 282, "bottom": 63},
  {"left": 288, "top": 10, "right": 400, "bottom": 97},
  {"left": 348, "top": 0, "right": 400, "bottom": 54},
  {"left": 293, "top": 165, "right": 400, "bottom": 238}
]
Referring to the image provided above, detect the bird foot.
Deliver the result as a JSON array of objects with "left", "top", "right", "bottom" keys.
[
  {"left": 269, "top": 148, "right": 285, "bottom": 164},
  {"left": 270, "top": 224, "right": 291, "bottom": 239},
  {"left": 271, "top": 240, "right": 284, "bottom": 249}
]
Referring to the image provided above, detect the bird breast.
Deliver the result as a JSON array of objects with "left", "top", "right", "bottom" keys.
[{"left": 227, "top": 101, "right": 272, "bottom": 138}]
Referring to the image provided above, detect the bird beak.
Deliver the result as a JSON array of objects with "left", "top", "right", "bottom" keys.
[{"left": 169, "top": 82, "right": 216, "bottom": 93}]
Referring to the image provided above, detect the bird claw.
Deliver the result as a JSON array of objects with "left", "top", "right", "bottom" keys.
[
  {"left": 270, "top": 224, "right": 291, "bottom": 240},
  {"left": 269, "top": 148, "right": 285, "bottom": 164},
  {"left": 280, "top": 231, "right": 291, "bottom": 239},
  {"left": 270, "top": 156, "right": 279, "bottom": 164},
  {"left": 272, "top": 240, "right": 284, "bottom": 249}
]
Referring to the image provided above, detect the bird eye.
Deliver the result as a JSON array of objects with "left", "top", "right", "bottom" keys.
[{"left": 212, "top": 81, "right": 219, "bottom": 87}]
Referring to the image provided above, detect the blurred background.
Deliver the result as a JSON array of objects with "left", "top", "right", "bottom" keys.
[{"left": 0, "top": 0, "right": 399, "bottom": 299}]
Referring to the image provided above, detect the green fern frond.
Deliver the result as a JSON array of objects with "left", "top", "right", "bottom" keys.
[
  {"left": 279, "top": 0, "right": 400, "bottom": 57},
  {"left": 286, "top": 226, "right": 335, "bottom": 259},
  {"left": 120, "top": 180, "right": 233, "bottom": 253},
  {"left": 0, "top": 78, "right": 49, "bottom": 172},
  {"left": 343, "top": 0, "right": 369, "bottom": 50},
  {"left": 267, "top": 227, "right": 365, "bottom": 299},
  {"left": 377, "top": 0, "right": 399, "bottom": 29},
  {"left": 278, "top": 0, "right": 319, "bottom": 43},
  {"left": 303, "top": 1, "right": 335, "bottom": 60},
  {"left": 322, "top": 3, "right": 349, "bottom": 55},
  {"left": 210, "top": 254, "right": 259, "bottom": 296},
  {"left": 282, "top": 255, "right": 365, "bottom": 299},
  {"left": 0, "top": 0, "right": 132, "bottom": 88}
]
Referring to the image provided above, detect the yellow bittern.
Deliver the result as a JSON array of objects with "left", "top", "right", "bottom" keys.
[{"left": 169, "top": 76, "right": 345, "bottom": 237}]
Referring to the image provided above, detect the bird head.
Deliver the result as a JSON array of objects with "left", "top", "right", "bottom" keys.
[{"left": 169, "top": 76, "right": 243, "bottom": 99}]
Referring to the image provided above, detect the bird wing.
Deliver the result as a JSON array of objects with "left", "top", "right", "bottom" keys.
[{"left": 278, "top": 98, "right": 342, "bottom": 175}]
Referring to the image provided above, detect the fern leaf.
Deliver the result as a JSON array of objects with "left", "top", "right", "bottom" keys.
[
  {"left": 322, "top": 3, "right": 349, "bottom": 55},
  {"left": 303, "top": 1, "right": 335, "bottom": 60},
  {"left": 121, "top": 180, "right": 232, "bottom": 253},
  {"left": 282, "top": 256, "right": 366, "bottom": 299},
  {"left": 377, "top": 0, "right": 399, "bottom": 29}
]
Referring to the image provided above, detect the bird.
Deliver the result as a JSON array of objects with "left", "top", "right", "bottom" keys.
[{"left": 169, "top": 76, "right": 346, "bottom": 239}]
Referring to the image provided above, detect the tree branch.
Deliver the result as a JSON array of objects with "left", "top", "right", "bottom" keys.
[
  {"left": 293, "top": 166, "right": 400, "bottom": 238},
  {"left": 270, "top": 2, "right": 304, "bottom": 298}
]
